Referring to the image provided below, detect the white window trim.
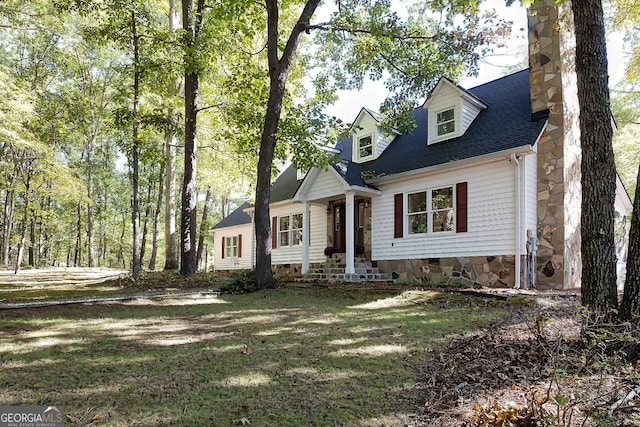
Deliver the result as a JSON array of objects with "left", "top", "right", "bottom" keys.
[
  {"left": 356, "top": 134, "right": 375, "bottom": 161},
  {"left": 225, "top": 236, "right": 239, "bottom": 258},
  {"left": 278, "top": 213, "right": 304, "bottom": 248},
  {"left": 429, "top": 105, "right": 461, "bottom": 144},
  {"left": 406, "top": 185, "right": 456, "bottom": 236}
]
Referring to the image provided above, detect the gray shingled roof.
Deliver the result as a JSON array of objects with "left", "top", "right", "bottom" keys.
[
  {"left": 339, "top": 69, "right": 547, "bottom": 183},
  {"left": 221, "top": 69, "right": 546, "bottom": 224},
  {"left": 212, "top": 201, "right": 252, "bottom": 229}
]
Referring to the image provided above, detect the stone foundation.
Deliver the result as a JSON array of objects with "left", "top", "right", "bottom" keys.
[
  {"left": 272, "top": 263, "right": 302, "bottom": 280},
  {"left": 376, "top": 256, "right": 524, "bottom": 288}
]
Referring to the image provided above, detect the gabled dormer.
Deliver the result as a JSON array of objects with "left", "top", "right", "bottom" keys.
[
  {"left": 350, "top": 107, "right": 397, "bottom": 163},
  {"left": 424, "top": 78, "right": 488, "bottom": 145}
]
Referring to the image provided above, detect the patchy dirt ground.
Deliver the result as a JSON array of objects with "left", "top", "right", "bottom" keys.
[
  {"left": 1, "top": 269, "right": 638, "bottom": 425},
  {"left": 407, "top": 295, "right": 640, "bottom": 426}
]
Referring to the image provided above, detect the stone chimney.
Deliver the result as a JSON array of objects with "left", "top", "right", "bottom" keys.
[{"left": 528, "top": 1, "right": 581, "bottom": 289}]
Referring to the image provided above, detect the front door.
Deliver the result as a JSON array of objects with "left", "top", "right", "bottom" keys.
[{"left": 333, "top": 203, "right": 346, "bottom": 252}]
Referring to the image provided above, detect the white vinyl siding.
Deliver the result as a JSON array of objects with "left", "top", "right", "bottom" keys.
[
  {"left": 304, "top": 168, "right": 346, "bottom": 201},
  {"left": 461, "top": 101, "right": 483, "bottom": 133},
  {"left": 213, "top": 224, "right": 252, "bottom": 271},
  {"left": 271, "top": 203, "right": 327, "bottom": 265},
  {"left": 371, "top": 159, "right": 523, "bottom": 260}
]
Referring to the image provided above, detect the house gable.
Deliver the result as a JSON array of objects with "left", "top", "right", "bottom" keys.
[
  {"left": 424, "top": 78, "right": 488, "bottom": 145},
  {"left": 350, "top": 107, "right": 397, "bottom": 163},
  {"left": 295, "top": 166, "right": 350, "bottom": 201}
]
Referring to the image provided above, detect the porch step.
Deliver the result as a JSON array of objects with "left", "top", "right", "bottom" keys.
[{"left": 297, "top": 258, "right": 393, "bottom": 284}]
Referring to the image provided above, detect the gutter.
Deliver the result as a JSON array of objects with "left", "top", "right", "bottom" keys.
[{"left": 365, "top": 144, "right": 537, "bottom": 186}]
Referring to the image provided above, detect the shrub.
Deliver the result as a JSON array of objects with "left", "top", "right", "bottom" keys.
[{"left": 220, "top": 270, "right": 259, "bottom": 294}]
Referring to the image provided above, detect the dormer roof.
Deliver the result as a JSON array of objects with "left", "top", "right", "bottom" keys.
[{"left": 423, "top": 77, "right": 489, "bottom": 110}]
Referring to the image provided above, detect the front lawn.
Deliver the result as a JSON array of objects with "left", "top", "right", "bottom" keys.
[{"left": 0, "top": 287, "right": 506, "bottom": 426}]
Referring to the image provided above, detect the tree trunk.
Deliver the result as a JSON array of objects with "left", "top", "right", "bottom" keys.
[
  {"left": 255, "top": 0, "right": 321, "bottom": 288},
  {"left": 621, "top": 168, "right": 640, "bottom": 321},
  {"left": 164, "top": 117, "right": 179, "bottom": 270},
  {"left": 180, "top": 0, "right": 204, "bottom": 275},
  {"left": 74, "top": 201, "right": 82, "bottom": 267},
  {"left": 2, "top": 188, "right": 15, "bottom": 266},
  {"left": 164, "top": 0, "right": 180, "bottom": 271},
  {"left": 572, "top": 0, "right": 619, "bottom": 317},
  {"left": 28, "top": 212, "right": 35, "bottom": 267},
  {"left": 140, "top": 177, "right": 153, "bottom": 264},
  {"left": 131, "top": 10, "right": 142, "bottom": 280},
  {"left": 86, "top": 147, "right": 94, "bottom": 267},
  {"left": 149, "top": 163, "right": 164, "bottom": 270},
  {"left": 119, "top": 211, "right": 126, "bottom": 269},
  {"left": 196, "top": 187, "right": 211, "bottom": 271},
  {"left": 15, "top": 173, "right": 32, "bottom": 274}
]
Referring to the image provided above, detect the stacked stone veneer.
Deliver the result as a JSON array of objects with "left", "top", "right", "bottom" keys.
[
  {"left": 377, "top": 256, "right": 521, "bottom": 287},
  {"left": 529, "top": 2, "right": 582, "bottom": 290}
]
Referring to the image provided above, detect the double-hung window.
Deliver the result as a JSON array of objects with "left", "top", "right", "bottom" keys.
[
  {"left": 279, "top": 213, "right": 303, "bottom": 247},
  {"left": 436, "top": 108, "right": 455, "bottom": 137},
  {"left": 225, "top": 236, "right": 238, "bottom": 257},
  {"left": 407, "top": 186, "right": 454, "bottom": 234},
  {"left": 358, "top": 135, "right": 373, "bottom": 159}
]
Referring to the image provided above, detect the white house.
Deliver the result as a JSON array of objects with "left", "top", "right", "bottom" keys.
[{"left": 212, "top": 2, "right": 634, "bottom": 290}]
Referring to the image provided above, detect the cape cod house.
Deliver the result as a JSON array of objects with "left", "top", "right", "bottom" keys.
[{"left": 212, "top": 2, "right": 633, "bottom": 290}]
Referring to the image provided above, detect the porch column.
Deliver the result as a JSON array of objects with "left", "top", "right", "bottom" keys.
[
  {"left": 345, "top": 191, "right": 355, "bottom": 275},
  {"left": 302, "top": 200, "right": 310, "bottom": 274}
]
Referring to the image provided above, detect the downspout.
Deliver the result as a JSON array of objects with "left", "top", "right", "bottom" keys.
[{"left": 510, "top": 153, "right": 522, "bottom": 289}]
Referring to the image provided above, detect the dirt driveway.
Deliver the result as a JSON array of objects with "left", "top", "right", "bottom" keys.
[{"left": 0, "top": 267, "right": 129, "bottom": 304}]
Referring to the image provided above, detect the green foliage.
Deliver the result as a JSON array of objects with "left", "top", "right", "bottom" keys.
[
  {"left": 311, "top": 0, "right": 511, "bottom": 133},
  {"left": 220, "top": 269, "right": 260, "bottom": 294}
]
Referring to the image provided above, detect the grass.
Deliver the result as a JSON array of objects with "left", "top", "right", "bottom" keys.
[{"left": 0, "top": 286, "right": 508, "bottom": 426}]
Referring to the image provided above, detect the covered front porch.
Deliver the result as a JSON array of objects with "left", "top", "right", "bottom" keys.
[
  {"left": 293, "top": 166, "right": 381, "bottom": 276},
  {"left": 299, "top": 191, "right": 378, "bottom": 276}
]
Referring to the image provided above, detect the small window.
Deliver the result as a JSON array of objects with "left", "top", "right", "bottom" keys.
[
  {"left": 358, "top": 135, "right": 373, "bottom": 158},
  {"left": 225, "top": 236, "right": 238, "bottom": 257},
  {"left": 407, "top": 186, "right": 455, "bottom": 235},
  {"left": 279, "top": 213, "right": 304, "bottom": 247},
  {"left": 436, "top": 108, "right": 455, "bottom": 136}
]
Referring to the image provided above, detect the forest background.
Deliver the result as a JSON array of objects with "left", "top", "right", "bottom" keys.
[{"left": 0, "top": 0, "right": 638, "bottom": 282}]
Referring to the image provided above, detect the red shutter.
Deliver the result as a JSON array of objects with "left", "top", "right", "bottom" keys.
[
  {"left": 456, "top": 182, "right": 468, "bottom": 233},
  {"left": 221, "top": 237, "right": 225, "bottom": 259},
  {"left": 394, "top": 193, "right": 403, "bottom": 238},
  {"left": 238, "top": 234, "right": 242, "bottom": 258},
  {"left": 271, "top": 217, "right": 278, "bottom": 249}
]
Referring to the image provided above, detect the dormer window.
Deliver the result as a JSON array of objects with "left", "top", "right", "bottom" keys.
[
  {"left": 424, "top": 77, "right": 487, "bottom": 145},
  {"left": 358, "top": 135, "right": 373, "bottom": 159},
  {"left": 436, "top": 108, "right": 456, "bottom": 137}
]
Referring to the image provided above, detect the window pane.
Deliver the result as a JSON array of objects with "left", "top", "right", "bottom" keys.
[
  {"left": 292, "top": 214, "right": 303, "bottom": 229},
  {"left": 408, "top": 192, "right": 427, "bottom": 214},
  {"left": 432, "top": 209, "right": 454, "bottom": 232},
  {"left": 437, "top": 109, "right": 454, "bottom": 123},
  {"left": 409, "top": 213, "right": 428, "bottom": 234},
  {"left": 359, "top": 136, "right": 373, "bottom": 157},
  {"left": 432, "top": 187, "right": 453, "bottom": 210},
  {"left": 437, "top": 121, "right": 455, "bottom": 136},
  {"left": 280, "top": 231, "right": 289, "bottom": 247},
  {"left": 279, "top": 216, "right": 289, "bottom": 231}
]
